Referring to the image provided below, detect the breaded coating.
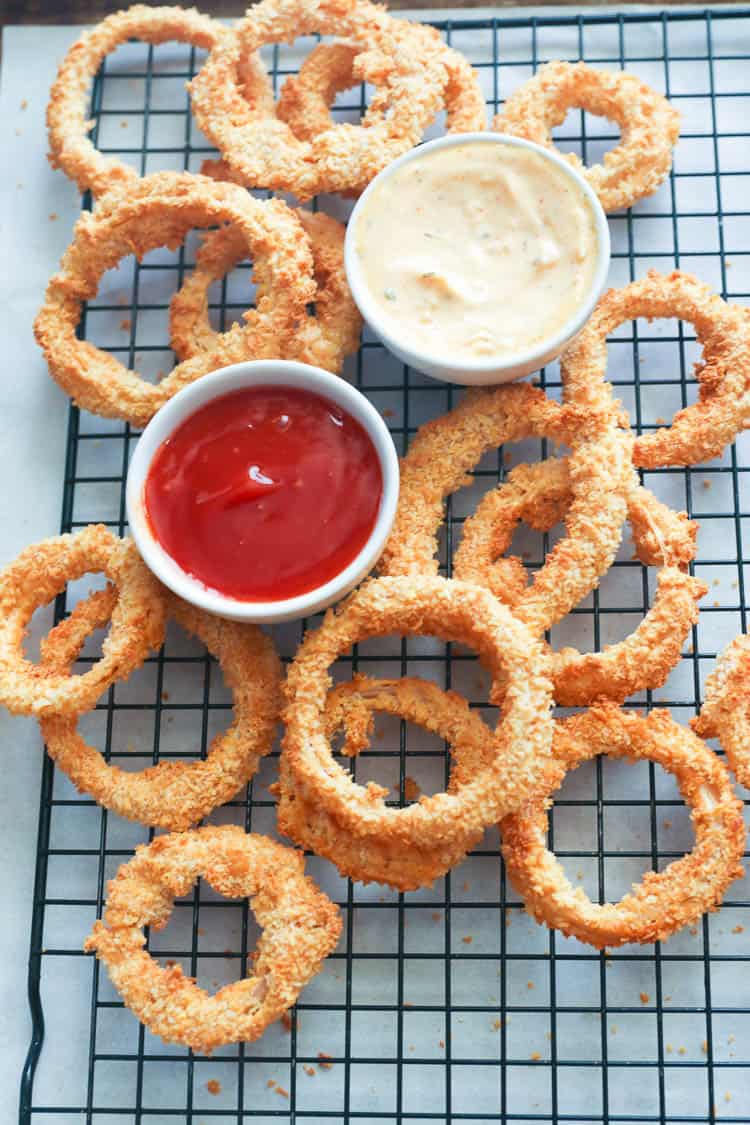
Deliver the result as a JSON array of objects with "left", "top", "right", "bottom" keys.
[
  {"left": 501, "top": 704, "right": 746, "bottom": 948},
  {"left": 561, "top": 270, "right": 750, "bottom": 468},
  {"left": 34, "top": 172, "right": 316, "bottom": 427},
  {"left": 84, "top": 827, "right": 342, "bottom": 1053},
  {"left": 40, "top": 587, "right": 282, "bottom": 829},
  {"left": 692, "top": 633, "right": 750, "bottom": 789},
  {"left": 379, "top": 382, "right": 633, "bottom": 636},
  {"left": 281, "top": 575, "right": 554, "bottom": 850},
  {"left": 495, "top": 60, "right": 679, "bottom": 212},
  {"left": 0, "top": 525, "right": 164, "bottom": 717},
  {"left": 170, "top": 209, "right": 361, "bottom": 376},
  {"left": 189, "top": 0, "right": 457, "bottom": 200}
]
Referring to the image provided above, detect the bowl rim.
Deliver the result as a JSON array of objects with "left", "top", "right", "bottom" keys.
[
  {"left": 125, "top": 360, "right": 400, "bottom": 623},
  {"left": 344, "top": 131, "right": 611, "bottom": 376}
]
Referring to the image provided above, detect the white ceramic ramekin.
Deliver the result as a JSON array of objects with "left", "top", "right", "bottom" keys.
[
  {"left": 126, "top": 360, "right": 400, "bottom": 624},
  {"left": 344, "top": 132, "right": 611, "bottom": 386}
]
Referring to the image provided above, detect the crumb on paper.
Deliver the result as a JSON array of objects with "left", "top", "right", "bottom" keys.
[
  {"left": 610, "top": 1025, "right": 617, "bottom": 1035},
  {"left": 462, "top": 935, "right": 473, "bottom": 945},
  {"left": 275, "top": 1086, "right": 289, "bottom": 1099},
  {"left": 713, "top": 578, "right": 721, "bottom": 587},
  {"left": 403, "top": 776, "right": 420, "bottom": 801},
  {"left": 196, "top": 927, "right": 205, "bottom": 937},
  {"left": 492, "top": 1019, "right": 502, "bottom": 1031},
  {"left": 678, "top": 1046, "right": 687, "bottom": 1056},
  {"left": 713, "top": 600, "right": 721, "bottom": 608},
  {"left": 206, "top": 1079, "right": 221, "bottom": 1096},
  {"left": 267, "top": 1079, "right": 276, "bottom": 1089},
  {"left": 439, "top": 1039, "right": 445, "bottom": 1048},
  {"left": 403, "top": 1001, "right": 413, "bottom": 1008},
  {"left": 503, "top": 451, "right": 512, "bottom": 466},
  {"left": 120, "top": 318, "right": 132, "bottom": 332},
  {"left": 663, "top": 819, "right": 672, "bottom": 830},
  {"left": 726, "top": 260, "right": 733, "bottom": 268},
  {"left": 732, "top": 924, "right": 744, "bottom": 934},
  {"left": 317, "top": 1052, "right": 334, "bottom": 1070},
  {"left": 120, "top": 120, "right": 128, "bottom": 128},
  {"left": 640, "top": 992, "right": 650, "bottom": 1004},
  {"left": 728, "top": 1034, "right": 736, "bottom": 1044},
  {"left": 703, "top": 479, "right": 712, "bottom": 490},
  {"left": 527, "top": 981, "right": 534, "bottom": 990},
  {"left": 702, "top": 1040, "right": 708, "bottom": 1054},
  {"left": 725, "top": 1093, "right": 732, "bottom": 1103},
  {"left": 303, "top": 1065, "right": 315, "bottom": 1077},
  {"left": 432, "top": 912, "right": 441, "bottom": 923},
  {"left": 382, "top": 407, "right": 394, "bottom": 418},
  {"left": 281, "top": 1012, "right": 294, "bottom": 1033},
  {"left": 732, "top": 580, "right": 739, "bottom": 590},
  {"left": 576, "top": 870, "right": 584, "bottom": 881},
  {"left": 20, "top": 99, "right": 28, "bottom": 109},
  {"left": 49, "top": 213, "right": 58, "bottom": 222},
  {"left": 654, "top": 415, "right": 667, "bottom": 424},
  {"left": 530, "top": 1051, "right": 541, "bottom": 1061},
  {"left": 666, "top": 1044, "right": 673, "bottom": 1054},
  {"left": 408, "top": 1044, "right": 415, "bottom": 1052},
  {"left": 161, "top": 690, "right": 169, "bottom": 701},
  {"left": 462, "top": 880, "right": 470, "bottom": 892}
]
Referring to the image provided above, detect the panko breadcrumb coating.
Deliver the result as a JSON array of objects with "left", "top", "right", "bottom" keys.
[
  {"left": 561, "top": 270, "right": 750, "bottom": 468},
  {"left": 40, "top": 587, "right": 282, "bottom": 829},
  {"left": 0, "top": 525, "right": 164, "bottom": 717},
  {"left": 692, "top": 633, "right": 750, "bottom": 789},
  {"left": 495, "top": 60, "right": 679, "bottom": 212},
  {"left": 501, "top": 704, "right": 746, "bottom": 948},
  {"left": 84, "top": 827, "right": 342, "bottom": 1053},
  {"left": 34, "top": 172, "right": 316, "bottom": 427},
  {"left": 169, "top": 209, "right": 361, "bottom": 376}
]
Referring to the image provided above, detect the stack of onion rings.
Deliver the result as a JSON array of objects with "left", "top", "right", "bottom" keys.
[
  {"left": 189, "top": 0, "right": 479, "bottom": 200},
  {"left": 692, "top": 633, "right": 750, "bottom": 789},
  {"left": 501, "top": 704, "right": 745, "bottom": 948},
  {"left": 495, "top": 60, "right": 680, "bottom": 213},
  {"left": 169, "top": 208, "right": 361, "bottom": 376},
  {"left": 84, "top": 826, "right": 342, "bottom": 1052},
  {"left": 0, "top": 525, "right": 164, "bottom": 717},
  {"left": 561, "top": 270, "right": 750, "bottom": 469},
  {"left": 34, "top": 171, "right": 317, "bottom": 426},
  {"left": 39, "top": 586, "right": 282, "bottom": 829}
]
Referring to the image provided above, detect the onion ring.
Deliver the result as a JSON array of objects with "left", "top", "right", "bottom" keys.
[
  {"left": 561, "top": 270, "right": 750, "bottom": 469},
  {"left": 494, "top": 60, "right": 679, "bottom": 213},
  {"left": 169, "top": 209, "right": 361, "bottom": 375},
  {"left": 34, "top": 171, "right": 316, "bottom": 427},
  {"left": 277, "top": 675, "right": 492, "bottom": 890},
  {"left": 84, "top": 826, "right": 341, "bottom": 1053},
  {"left": 501, "top": 704, "right": 745, "bottom": 948},
  {"left": 453, "top": 457, "right": 705, "bottom": 705},
  {"left": 46, "top": 5, "right": 272, "bottom": 201},
  {"left": 39, "top": 586, "right": 281, "bottom": 829},
  {"left": 0, "top": 525, "right": 165, "bottom": 718},
  {"left": 692, "top": 633, "right": 750, "bottom": 789},
  {"left": 282, "top": 574, "right": 554, "bottom": 850},
  {"left": 189, "top": 0, "right": 456, "bottom": 200},
  {"left": 277, "top": 30, "right": 486, "bottom": 144},
  {"left": 379, "top": 383, "right": 633, "bottom": 636}
]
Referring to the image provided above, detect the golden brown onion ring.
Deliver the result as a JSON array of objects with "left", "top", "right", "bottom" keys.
[
  {"left": 282, "top": 575, "right": 554, "bottom": 849},
  {"left": 34, "top": 171, "right": 316, "bottom": 427},
  {"left": 561, "top": 270, "right": 750, "bottom": 469},
  {"left": 277, "top": 30, "right": 486, "bottom": 143},
  {"left": 379, "top": 384, "right": 633, "bottom": 636},
  {"left": 189, "top": 0, "right": 454, "bottom": 200},
  {"left": 47, "top": 5, "right": 271, "bottom": 201},
  {"left": 453, "top": 457, "right": 705, "bottom": 705},
  {"left": 39, "top": 586, "right": 281, "bottom": 829},
  {"left": 0, "top": 525, "right": 165, "bottom": 718},
  {"left": 692, "top": 633, "right": 750, "bottom": 789},
  {"left": 277, "top": 675, "right": 493, "bottom": 890},
  {"left": 494, "top": 60, "right": 679, "bottom": 213},
  {"left": 84, "top": 827, "right": 341, "bottom": 1053},
  {"left": 501, "top": 704, "right": 745, "bottom": 948},
  {"left": 169, "top": 209, "right": 361, "bottom": 375}
]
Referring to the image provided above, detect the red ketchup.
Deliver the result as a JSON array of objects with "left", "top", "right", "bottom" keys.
[{"left": 143, "top": 386, "right": 383, "bottom": 601}]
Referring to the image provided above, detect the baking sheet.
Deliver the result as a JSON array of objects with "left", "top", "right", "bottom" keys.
[{"left": 1, "top": 8, "right": 750, "bottom": 1122}]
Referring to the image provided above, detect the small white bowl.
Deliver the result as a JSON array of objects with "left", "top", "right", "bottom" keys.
[
  {"left": 126, "top": 360, "right": 400, "bottom": 624},
  {"left": 344, "top": 132, "right": 611, "bottom": 386}
]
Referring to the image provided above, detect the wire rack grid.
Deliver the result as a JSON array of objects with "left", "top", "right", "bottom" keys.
[{"left": 19, "top": 7, "right": 750, "bottom": 1125}]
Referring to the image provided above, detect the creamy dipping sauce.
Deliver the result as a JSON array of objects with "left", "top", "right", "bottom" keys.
[{"left": 353, "top": 141, "right": 600, "bottom": 364}]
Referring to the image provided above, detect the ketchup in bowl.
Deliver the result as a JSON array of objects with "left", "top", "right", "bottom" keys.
[{"left": 143, "top": 385, "right": 383, "bottom": 602}]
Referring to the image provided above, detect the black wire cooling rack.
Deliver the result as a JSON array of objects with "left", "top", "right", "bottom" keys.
[{"left": 19, "top": 7, "right": 750, "bottom": 1124}]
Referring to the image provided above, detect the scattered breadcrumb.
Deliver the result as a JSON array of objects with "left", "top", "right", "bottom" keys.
[
  {"left": 725, "top": 1093, "right": 732, "bottom": 1103},
  {"left": 281, "top": 1012, "right": 294, "bottom": 1033},
  {"left": 206, "top": 1079, "right": 221, "bottom": 1096},
  {"left": 611, "top": 1025, "right": 617, "bottom": 1035},
  {"left": 726, "top": 260, "right": 733, "bottom": 268},
  {"left": 20, "top": 99, "right": 28, "bottom": 109},
  {"left": 432, "top": 912, "right": 441, "bottom": 923},
  {"left": 732, "top": 924, "right": 744, "bottom": 934},
  {"left": 713, "top": 578, "right": 721, "bottom": 587},
  {"left": 640, "top": 992, "right": 650, "bottom": 1004},
  {"left": 275, "top": 1086, "right": 289, "bottom": 1099},
  {"left": 408, "top": 1044, "right": 415, "bottom": 1052},
  {"left": 382, "top": 407, "right": 394, "bottom": 418},
  {"left": 120, "top": 120, "right": 128, "bottom": 128},
  {"left": 492, "top": 1019, "right": 502, "bottom": 1031},
  {"left": 654, "top": 416, "right": 667, "bottom": 425},
  {"left": 303, "top": 1065, "right": 315, "bottom": 1077},
  {"left": 462, "top": 936, "right": 473, "bottom": 945},
  {"left": 666, "top": 1044, "right": 673, "bottom": 1054},
  {"left": 404, "top": 1001, "right": 413, "bottom": 1008},
  {"left": 678, "top": 1046, "right": 686, "bottom": 1056},
  {"left": 576, "top": 870, "right": 584, "bottom": 881},
  {"left": 732, "top": 581, "right": 739, "bottom": 590},
  {"left": 267, "top": 1079, "right": 276, "bottom": 1089},
  {"left": 439, "top": 1039, "right": 445, "bottom": 1048},
  {"left": 527, "top": 981, "right": 535, "bottom": 990},
  {"left": 318, "top": 1052, "right": 334, "bottom": 1070},
  {"left": 663, "top": 819, "right": 672, "bottom": 830},
  {"left": 503, "top": 451, "right": 513, "bottom": 465},
  {"left": 403, "top": 776, "right": 421, "bottom": 801},
  {"left": 462, "top": 880, "right": 470, "bottom": 892},
  {"left": 703, "top": 479, "right": 712, "bottom": 490},
  {"left": 120, "top": 318, "right": 132, "bottom": 332},
  {"left": 49, "top": 213, "right": 58, "bottom": 222},
  {"left": 713, "top": 601, "right": 721, "bottom": 608},
  {"left": 702, "top": 1040, "right": 708, "bottom": 1054},
  {"left": 161, "top": 690, "right": 169, "bottom": 701},
  {"left": 530, "top": 1051, "right": 541, "bottom": 1061},
  {"left": 196, "top": 927, "right": 205, "bottom": 937}
]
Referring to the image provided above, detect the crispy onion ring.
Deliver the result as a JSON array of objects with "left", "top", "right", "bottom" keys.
[
  {"left": 189, "top": 0, "right": 455, "bottom": 200},
  {"left": 282, "top": 575, "right": 554, "bottom": 850},
  {"left": 277, "top": 31, "right": 486, "bottom": 143},
  {"left": 0, "top": 525, "right": 164, "bottom": 718},
  {"left": 453, "top": 457, "right": 706, "bottom": 705},
  {"left": 34, "top": 171, "right": 316, "bottom": 427},
  {"left": 379, "top": 383, "right": 633, "bottom": 636},
  {"left": 278, "top": 675, "right": 492, "bottom": 890},
  {"left": 692, "top": 633, "right": 750, "bottom": 789},
  {"left": 169, "top": 209, "right": 361, "bottom": 375},
  {"left": 501, "top": 704, "right": 745, "bottom": 948},
  {"left": 46, "top": 5, "right": 272, "bottom": 201},
  {"left": 84, "top": 826, "right": 341, "bottom": 1053},
  {"left": 494, "top": 60, "right": 679, "bottom": 213},
  {"left": 39, "top": 586, "right": 281, "bottom": 829},
  {"left": 561, "top": 270, "right": 750, "bottom": 469}
]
